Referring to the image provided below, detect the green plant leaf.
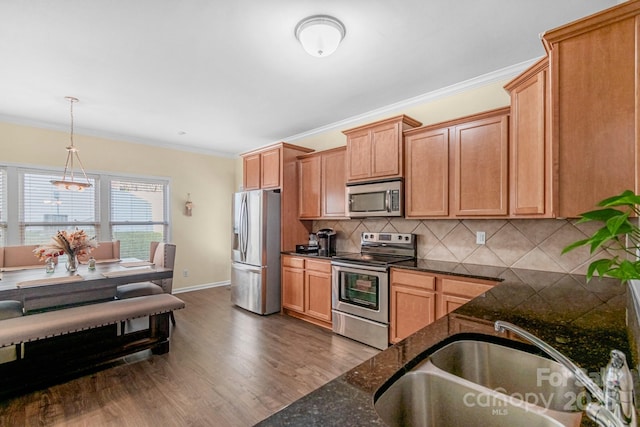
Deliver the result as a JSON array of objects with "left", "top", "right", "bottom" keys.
[
  {"left": 562, "top": 238, "right": 591, "bottom": 254},
  {"left": 606, "top": 212, "right": 631, "bottom": 235},
  {"left": 578, "top": 208, "right": 626, "bottom": 223},
  {"left": 586, "top": 259, "right": 614, "bottom": 282},
  {"left": 599, "top": 190, "right": 640, "bottom": 207}
]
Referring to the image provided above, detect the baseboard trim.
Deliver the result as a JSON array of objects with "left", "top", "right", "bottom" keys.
[{"left": 173, "top": 281, "right": 230, "bottom": 294}]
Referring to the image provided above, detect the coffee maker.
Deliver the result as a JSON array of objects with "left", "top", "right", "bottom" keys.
[{"left": 316, "top": 228, "right": 336, "bottom": 256}]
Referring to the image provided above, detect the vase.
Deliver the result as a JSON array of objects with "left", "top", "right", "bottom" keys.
[{"left": 66, "top": 253, "right": 78, "bottom": 272}]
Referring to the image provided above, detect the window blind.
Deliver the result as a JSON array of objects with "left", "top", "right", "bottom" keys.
[{"left": 21, "top": 171, "right": 97, "bottom": 245}]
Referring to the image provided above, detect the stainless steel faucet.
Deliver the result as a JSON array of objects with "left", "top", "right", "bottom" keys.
[{"left": 495, "top": 320, "right": 637, "bottom": 427}]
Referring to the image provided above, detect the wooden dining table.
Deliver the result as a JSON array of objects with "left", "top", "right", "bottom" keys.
[{"left": 0, "top": 259, "right": 173, "bottom": 313}]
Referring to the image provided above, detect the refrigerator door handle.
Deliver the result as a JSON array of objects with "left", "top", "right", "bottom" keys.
[{"left": 240, "top": 193, "right": 249, "bottom": 259}]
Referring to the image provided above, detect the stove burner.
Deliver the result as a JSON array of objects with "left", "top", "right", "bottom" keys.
[{"left": 332, "top": 253, "right": 414, "bottom": 267}]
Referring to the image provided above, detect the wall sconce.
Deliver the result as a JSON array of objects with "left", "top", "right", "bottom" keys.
[{"left": 185, "top": 193, "right": 193, "bottom": 216}]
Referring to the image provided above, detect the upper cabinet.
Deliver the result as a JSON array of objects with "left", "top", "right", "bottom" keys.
[
  {"left": 298, "top": 147, "right": 347, "bottom": 219},
  {"left": 405, "top": 127, "right": 450, "bottom": 217},
  {"left": 452, "top": 110, "right": 509, "bottom": 216},
  {"left": 404, "top": 108, "right": 509, "bottom": 218},
  {"left": 504, "top": 57, "right": 553, "bottom": 218},
  {"left": 343, "top": 115, "right": 421, "bottom": 183},
  {"left": 242, "top": 146, "right": 282, "bottom": 190},
  {"left": 241, "top": 142, "right": 314, "bottom": 251},
  {"left": 542, "top": 2, "right": 640, "bottom": 217}
]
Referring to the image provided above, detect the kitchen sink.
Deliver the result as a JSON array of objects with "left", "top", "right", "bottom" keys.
[
  {"left": 374, "top": 338, "right": 585, "bottom": 427},
  {"left": 429, "top": 339, "right": 585, "bottom": 412}
]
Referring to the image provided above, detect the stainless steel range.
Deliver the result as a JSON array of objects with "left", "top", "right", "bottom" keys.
[{"left": 331, "top": 232, "right": 416, "bottom": 350}]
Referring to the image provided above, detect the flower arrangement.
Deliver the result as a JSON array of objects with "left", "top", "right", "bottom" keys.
[{"left": 33, "top": 228, "right": 98, "bottom": 261}]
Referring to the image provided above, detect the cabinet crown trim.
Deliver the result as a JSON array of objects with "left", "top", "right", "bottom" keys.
[
  {"left": 541, "top": 0, "right": 640, "bottom": 51},
  {"left": 342, "top": 114, "right": 422, "bottom": 135},
  {"left": 240, "top": 141, "right": 314, "bottom": 157},
  {"left": 403, "top": 107, "right": 510, "bottom": 136}
]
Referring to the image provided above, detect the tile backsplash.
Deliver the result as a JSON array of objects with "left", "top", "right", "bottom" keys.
[{"left": 313, "top": 218, "right": 613, "bottom": 274}]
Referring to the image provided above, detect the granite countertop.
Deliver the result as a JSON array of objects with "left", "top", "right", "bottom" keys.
[{"left": 258, "top": 259, "right": 635, "bottom": 427}]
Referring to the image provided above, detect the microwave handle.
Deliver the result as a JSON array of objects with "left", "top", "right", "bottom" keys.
[{"left": 385, "top": 190, "right": 391, "bottom": 213}]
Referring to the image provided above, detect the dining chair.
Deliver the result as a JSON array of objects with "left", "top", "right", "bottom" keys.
[
  {"left": 115, "top": 242, "right": 177, "bottom": 325},
  {"left": 0, "top": 245, "right": 51, "bottom": 270},
  {"left": 0, "top": 300, "right": 24, "bottom": 361},
  {"left": 78, "top": 240, "right": 120, "bottom": 263}
]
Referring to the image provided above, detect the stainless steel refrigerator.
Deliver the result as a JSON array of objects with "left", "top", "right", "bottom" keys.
[{"left": 230, "top": 189, "right": 281, "bottom": 315}]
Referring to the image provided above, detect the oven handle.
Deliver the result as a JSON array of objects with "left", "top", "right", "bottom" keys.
[
  {"left": 385, "top": 190, "right": 391, "bottom": 213},
  {"left": 331, "top": 261, "right": 388, "bottom": 273}
]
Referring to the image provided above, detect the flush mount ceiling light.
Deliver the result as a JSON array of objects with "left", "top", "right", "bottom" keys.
[
  {"left": 295, "top": 15, "right": 346, "bottom": 58},
  {"left": 50, "top": 96, "right": 92, "bottom": 191}
]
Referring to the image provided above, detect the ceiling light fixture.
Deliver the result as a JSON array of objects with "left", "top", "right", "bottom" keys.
[
  {"left": 50, "top": 96, "right": 92, "bottom": 191},
  {"left": 295, "top": 15, "right": 346, "bottom": 58}
]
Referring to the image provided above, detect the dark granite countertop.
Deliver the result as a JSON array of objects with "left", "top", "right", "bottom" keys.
[{"left": 258, "top": 259, "right": 637, "bottom": 426}]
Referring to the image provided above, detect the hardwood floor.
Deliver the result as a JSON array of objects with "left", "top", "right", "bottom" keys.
[{"left": 0, "top": 286, "right": 379, "bottom": 426}]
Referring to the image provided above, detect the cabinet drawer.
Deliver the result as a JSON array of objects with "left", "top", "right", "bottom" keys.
[
  {"left": 440, "top": 277, "right": 494, "bottom": 298},
  {"left": 283, "top": 256, "right": 305, "bottom": 269},
  {"left": 305, "top": 259, "right": 331, "bottom": 273},
  {"left": 391, "top": 269, "right": 436, "bottom": 291}
]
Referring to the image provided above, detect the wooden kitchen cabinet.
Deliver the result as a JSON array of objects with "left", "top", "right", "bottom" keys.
[
  {"left": 343, "top": 115, "right": 421, "bottom": 183},
  {"left": 304, "top": 259, "right": 332, "bottom": 323},
  {"left": 241, "top": 142, "right": 314, "bottom": 252},
  {"left": 281, "top": 255, "right": 332, "bottom": 329},
  {"left": 389, "top": 269, "right": 437, "bottom": 344},
  {"left": 389, "top": 268, "right": 497, "bottom": 344},
  {"left": 242, "top": 146, "right": 281, "bottom": 190},
  {"left": 403, "top": 108, "right": 509, "bottom": 218},
  {"left": 298, "top": 147, "right": 347, "bottom": 219},
  {"left": 282, "top": 255, "right": 305, "bottom": 313},
  {"left": 437, "top": 276, "right": 495, "bottom": 319},
  {"left": 542, "top": 2, "right": 640, "bottom": 217},
  {"left": 452, "top": 109, "right": 509, "bottom": 216},
  {"left": 404, "top": 127, "right": 450, "bottom": 217},
  {"left": 298, "top": 155, "right": 322, "bottom": 218},
  {"left": 504, "top": 57, "right": 553, "bottom": 217}
]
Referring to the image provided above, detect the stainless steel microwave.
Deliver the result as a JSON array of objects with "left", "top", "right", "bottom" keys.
[{"left": 346, "top": 179, "right": 403, "bottom": 218}]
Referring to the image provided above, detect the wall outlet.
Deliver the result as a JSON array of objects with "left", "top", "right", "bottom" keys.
[
  {"left": 183, "top": 269, "right": 189, "bottom": 277},
  {"left": 476, "top": 231, "right": 486, "bottom": 245}
]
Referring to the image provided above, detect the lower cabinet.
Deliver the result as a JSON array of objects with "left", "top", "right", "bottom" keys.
[
  {"left": 389, "top": 268, "right": 497, "bottom": 344},
  {"left": 281, "top": 255, "right": 332, "bottom": 329}
]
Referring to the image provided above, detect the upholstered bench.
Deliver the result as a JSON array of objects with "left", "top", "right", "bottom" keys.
[
  {"left": 0, "top": 293, "right": 185, "bottom": 397},
  {"left": 0, "top": 293, "right": 185, "bottom": 348}
]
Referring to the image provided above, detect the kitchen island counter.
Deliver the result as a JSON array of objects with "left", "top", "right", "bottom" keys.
[{"left": 256, "top": 263, "right": 634, "bottom": 427}]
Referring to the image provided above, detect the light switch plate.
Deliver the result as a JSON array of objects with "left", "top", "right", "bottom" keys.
[{"left": 476, "top": 231, "right": 486, "bottom": 245}]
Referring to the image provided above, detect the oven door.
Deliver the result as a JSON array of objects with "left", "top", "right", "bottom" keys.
[{"left": 331, "top": 261, "right": 389, "bottom": 324}]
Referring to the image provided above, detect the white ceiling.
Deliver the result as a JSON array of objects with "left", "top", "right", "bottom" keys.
[{"left": 0, "top": 1, "right": 619, "bottom": 157}]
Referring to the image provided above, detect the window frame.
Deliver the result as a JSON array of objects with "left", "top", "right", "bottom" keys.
[{"left": 1, "top": 163, "right": 171, "bottom": 249}]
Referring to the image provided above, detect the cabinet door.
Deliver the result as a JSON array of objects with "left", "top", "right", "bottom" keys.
[
  {"left": 405, "top": 127, "right": 449, "bottom": 217},
  {"left": 261, "top": 148, "right": 281, "bottom": 189},
  {"left": 346, "top": 129, "right": 372, "bottom": 181},
  {"left": 438, "top": 294, "right": 471, "bottom": 319},
  {"left": 243, "top": 154, "right": 261, "bottom": 191},
  {"left": 509, "top": 62, "right": 551, "bottom": 216},
  {"left": 548, "top": 17, "right": 636, "bottom": 217},
  {"left": 371, "top": 122, "right": 401, "bottom": 178},
  {"left": 437, "top": 277, "right": 495, "bottom": 318},
  {"left": 452, "top": 114, "right": 509, "bottom": 216},
  {"left": 321, "top": 148, "right": 346, "bottom": 218},
  {"left": 390, "top": 284, "right": 437, "bottom": 344},
  {"left": 298, "top": 155, "right": 322, "bottom": 219},
  {"left": 389, "top": 269, "right": 437, "bottom": 344},
  {"left": 304, "top": 268, "right": 332, "bottom": 322},
  {"left": 282, "top": 259, "right": 305, "bottom": 313}
]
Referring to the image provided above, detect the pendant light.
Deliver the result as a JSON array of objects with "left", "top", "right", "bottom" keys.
[
  {"left": 295, "top": 15, "right": 346, "bottom": 57},
  {"left": 50, "top": 96, "right": 92, "bottom": 191}
]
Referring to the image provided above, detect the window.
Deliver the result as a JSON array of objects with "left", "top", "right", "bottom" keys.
[
  {"left": 20, "top": 171, "right": 98, "bottom": 245},
  {"left": 111, "top": 179, "right": 168, "bottom": 259},
  {"left": 0, "top": 168, "right": 6, "bottom": 246},
  {"left": 1, "top": 164, "right": 170, "bottom": 258}
]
